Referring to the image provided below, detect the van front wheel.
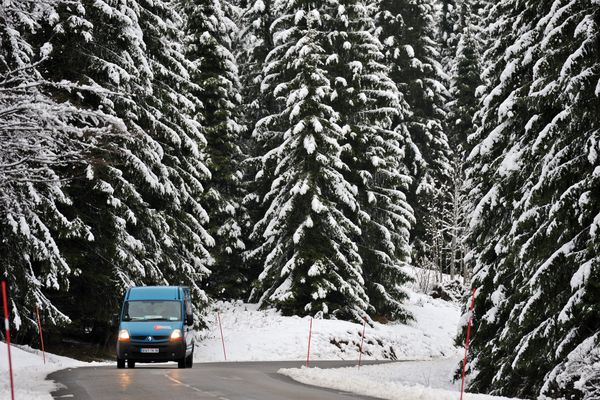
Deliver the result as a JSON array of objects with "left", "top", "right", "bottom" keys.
[
  {"left": 117, "top": 358, "right": 125, "bottom": 369},
  {"left": 185, "top": 351, "right": 193, "bottom": 368},
  {"left": 177, "top": 358, "right": 186, "bottom": 369}
]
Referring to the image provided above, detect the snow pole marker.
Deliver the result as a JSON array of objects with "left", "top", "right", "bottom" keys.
[
  {"left": 2, "top": 281, "right": 15, "bottom": 400},
  {"left": 217, "top": 312, "right": 227, "bottom": 361},
  {"left": 358, "top": 318, "right": 366, "bottom": 368},
  {"left": 36, "top": 305, "right": 46, "bottom": 364},
  {"left": 306, "top": 318, "right": 313, "bottom": 368},
  {"left": 460, "top": 287, "right": 477, "bottom": 400}
]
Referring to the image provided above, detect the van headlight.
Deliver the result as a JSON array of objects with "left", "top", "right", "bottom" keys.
[
  {"left": 170, "top": 329, "right": 183, "bottom": 341},
  {"left": 118, "top": 329, "right": 130, "bottom": 342}
]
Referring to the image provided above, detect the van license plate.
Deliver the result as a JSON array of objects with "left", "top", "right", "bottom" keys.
[{"left": 140, "top": 348, "right": 159, "bottom": 353}]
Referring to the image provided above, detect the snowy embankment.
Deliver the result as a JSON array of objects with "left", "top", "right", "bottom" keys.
[
  {"left": 0, "top": 342, "right": 85, "bottom": 399},
  {"left": 279, "top": 359, "right": 520, "bottom": 400},
  {"left": 195, "top": 291, "right": 459, "bottom": 362},
  {"left": 196, "top": 277, "right": 522, "bottom": 400}
]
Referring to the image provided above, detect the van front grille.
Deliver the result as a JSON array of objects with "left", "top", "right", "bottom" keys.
[{"left": 130, "top": 335, "right": 170, "bottom": 343}]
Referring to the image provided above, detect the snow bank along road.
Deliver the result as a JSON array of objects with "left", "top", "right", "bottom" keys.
[{"left": 49, "top": 361, "right": 386, "bottom": 400}]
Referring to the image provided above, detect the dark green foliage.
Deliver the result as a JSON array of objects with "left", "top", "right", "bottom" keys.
[
  {"left": 376, "top": 0, "right": 453, "bottom": 273},
  {"left": 41, "top": 0, "right": 213, "bottom": 334},
  {"left": 248, "top": 0, "right": 370, "bottom": 321},
  {"left": 0, "top": 0, "right": 124, "bottom": 331},
  {"left": 446, "top": 1, "right": 482, "bottom": 151},
  {"left": 237, "top": 0, "right": 278, "bottom": 290},
  {"left": 462, "top": 1, "right": 600, "bottom": 398},
  {"left": 181, "top": 0, "right": 249, "bottom": 299},
  {"left": 323, "top": 0, "right": 415, "bottom": 321}
]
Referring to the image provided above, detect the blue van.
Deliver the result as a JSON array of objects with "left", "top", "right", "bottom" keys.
[{"left": 116, "top": 286, "right": 195, "bottom": 369}]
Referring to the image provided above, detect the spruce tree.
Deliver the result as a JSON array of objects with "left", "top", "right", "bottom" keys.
[
  {"left": 459, "top": 0, "right": 532, "bottom": 393},
  {"left": 439, "top": 0, "right": 483, "bottom": 282},
  {"left": 238, "top": 0, "right": 279, "bottom": 286},
  {"left": 249, "top": 0, "right": 369, "bottom": 320},
  {"left": 135, "top": 0, "right": 214, "bottom": 304},
  {"left": 376, "top": 0, "right": 453, "bottom": 275},
  {"left": 238, "top": 0, "right": 277, "bottom": 126},
  {"left": 437, "top": 0, "right": 488, "bottom": 69},
  {"left": 0, "top": 0, "right": 122, "bottom": 331},
  {"left": 181, "top": 0, "right": 249, "bottom": 299},
  {"left": 438, "top": 0, "right": 458, "bottom": 67},
  {"left": 446, "top": 0, "right": 482, "bottom": 151},
  {"left": 323, "top": 0, "right": 415, "bottom": 321},
  {"left": 463, "top": 0, "right": 600, "bottom": 398},
  {"left": 44, "top": 0, "right": 170, "bottom": 331},
  {"left": 44, "top": 0, "right": 213, "bottom": 330}
]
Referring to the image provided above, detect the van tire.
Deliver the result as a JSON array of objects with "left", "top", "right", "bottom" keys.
[
  {"left": 117, "top": 358, "right": 125, "bottom": 369},
  {"left": 185, "top": 351, "right": 193, "bottom": 368},
  {"left": 127, "top": 360, "right": 136, "bottom": 368},
  {"left": 177, "top": 358, "right": 186, "bottom": 368}
]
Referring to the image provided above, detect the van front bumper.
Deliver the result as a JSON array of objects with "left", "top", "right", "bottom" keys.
[{"left": 117, "top": 340, "right": 186, "bottom": 362}]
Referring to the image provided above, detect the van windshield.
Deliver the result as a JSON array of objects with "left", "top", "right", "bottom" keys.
[{"left": 122, "top": 300, "right": 181, "bottom": 322}]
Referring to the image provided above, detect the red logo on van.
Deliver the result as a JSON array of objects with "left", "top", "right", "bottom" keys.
[{"left": 154, "top": 325, "right": 170, "bottom": 330}]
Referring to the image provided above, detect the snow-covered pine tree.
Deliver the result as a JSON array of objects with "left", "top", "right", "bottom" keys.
[
  {"left": 238, "top": 0, "right": 277, "bottom": 126},
  {"left": 248, "top": 0, "right": 369, "bottom": 320},
  {"left": 463, "top": 0, "right": 600, "bottom": 398},
  {"left": 437, "top": 0, "right": 488, "bottom": 70},
  {"left": 323, "top": 0, "right": 415, "bottom": 321},
  {"left": 0, "top": 0, "right": 123, "bottom": 331},
  {"left": 436, "top": 0, "right": 483, "bottom": 283},
  {"left": 180, "top": 0, "right": 249, "bottom": 299},
  {"left": 459, "top": 0, "right": 533, "bottom": 392},
  {"left": 43, "top": 0, "right": 173, "bottom": 329},
  {"left": 237, "top": 0, "right": 278, "bottom": 163},
  {"left": 44, "top": 0, "right": 213, "bottom": 327},
  {"left": 237, "top": 0, "right": 280, "bottom": 286},
  {"left": 437, "top": 0, "right": 458, "bottom": 67},
  {"left": 114, "top": 0, "right": 214, "bottom": 309},
  {"left": 446, "top": 0, "right": 482, "bottom": 151},
  {"left": 375, "top": 0, "right": 453, "bottom": 275}
]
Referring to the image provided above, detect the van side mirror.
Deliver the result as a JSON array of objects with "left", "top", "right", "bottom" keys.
[{"left": 186, "top": 314, "right": 194, "bottom": 326}]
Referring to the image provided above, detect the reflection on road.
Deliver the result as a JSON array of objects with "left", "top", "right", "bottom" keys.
[{"left": 119, "top": 372, "right": 132, "bottom": 390}]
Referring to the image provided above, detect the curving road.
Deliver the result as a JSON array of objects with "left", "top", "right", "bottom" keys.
[{"left": 49, "top": 361, "right": 385, "bottom": 400}]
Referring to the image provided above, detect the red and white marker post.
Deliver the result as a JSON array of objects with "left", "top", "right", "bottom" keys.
[
  {"left": 306, "top": 318, "right": 313, "bottom": 368},
  {"left": 217, "top": 312, "right": 227, "bottom": 361},
  {"left": 460, "top": 288, "right": 477, "bottom": 400},
  {"left": 358, "top": 318, "right": 367, "bottom": 368},
  {"left": 36, "top": 305, "right": 46, "bottom": 364},
  {"left": 2, "top": 281, "right": 15, "bottom": 400}
]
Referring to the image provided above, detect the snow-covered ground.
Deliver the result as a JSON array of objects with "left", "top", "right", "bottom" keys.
[
  {"left": 3, "top": 268, "right": 506, "bottom": 400},
  {"left": 195, "top": 281, "right": 522, "bottom": 400},
  {"left": 0, "top": 342, "right": 85, "bottom": 399},
  {"left": 279, "top": 359, "right": 521, "bottom": 400},
  {"left": 195, "top": 291, "right": 460, "bottom": 362}
]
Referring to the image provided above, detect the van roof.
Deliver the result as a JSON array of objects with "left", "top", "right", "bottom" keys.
[{"left": 126, "top": 286, "right": 183, "bottom": 301}]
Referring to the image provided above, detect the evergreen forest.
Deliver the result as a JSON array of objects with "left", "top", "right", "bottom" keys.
[{"left": 0, "top": 0, "right": 598, "bottom": 398}]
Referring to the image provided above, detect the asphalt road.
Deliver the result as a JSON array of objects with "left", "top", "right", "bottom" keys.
[{"left": 49, "top": 361, "right": 386, "bottom": 400}]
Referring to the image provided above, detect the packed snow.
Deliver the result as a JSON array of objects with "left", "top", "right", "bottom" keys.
[
  {"left": 195, "top": 291, "right": 460, "bottom": 363},
  {"left": 5, "top": 271, "right": 512, "bottom": 400},
  {"left": 193, "top": 270, "right": 525, "bottom": 400},
  {"left": 193, "top": 289, "right": 525, "bottom": 400},
  {"left": 0, "top": 342, "right": 86, "bottom": 399},
  {"left": 279, "top": 358, "right": 523, "bottom": 400}
]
